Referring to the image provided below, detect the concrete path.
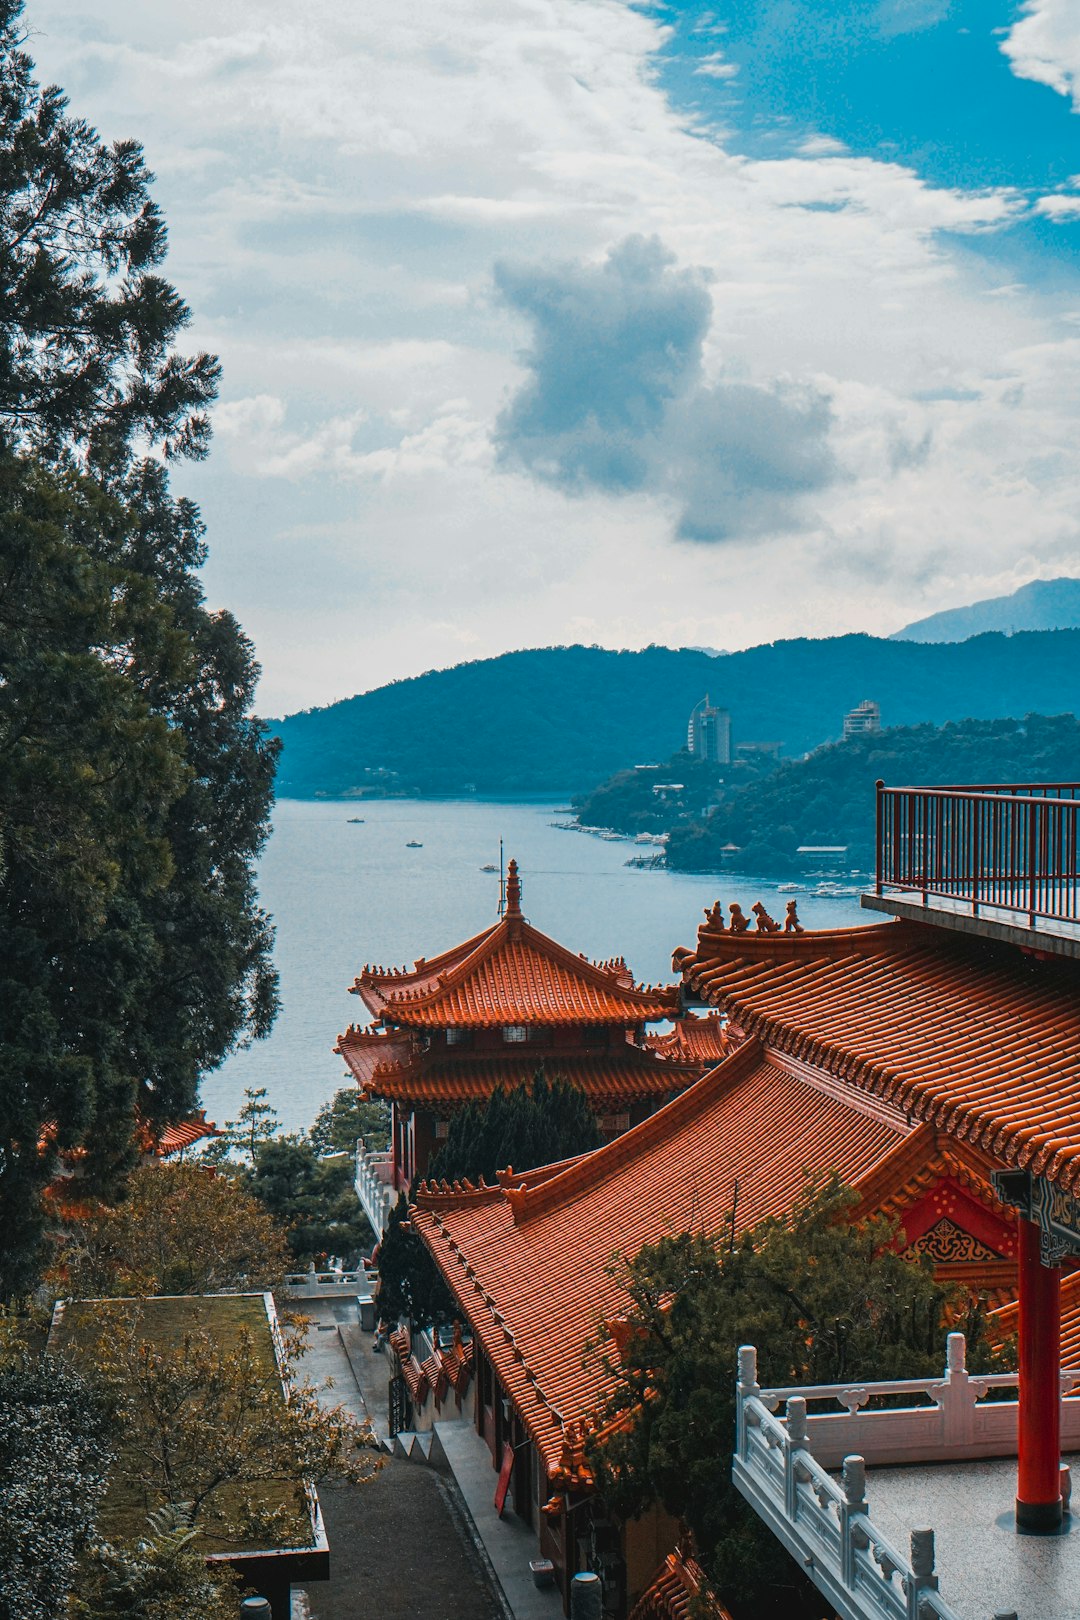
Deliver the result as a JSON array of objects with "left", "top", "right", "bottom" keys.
[
  {"left": 434, "top": 1421, "right": 563, "bottom": 1620},
  {"left": 289, "top": 1299, "right": 504, "bottom": 1620}
]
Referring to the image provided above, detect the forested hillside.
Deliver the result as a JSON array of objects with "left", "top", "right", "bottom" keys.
[
  {"left": 272, "top": 631, "right": 1080, "bottom": 797},
  {"left": 665, "top": 713, "right": 1080, "bottom": 874}
]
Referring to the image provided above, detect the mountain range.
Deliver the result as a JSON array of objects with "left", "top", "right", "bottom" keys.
[{"left": 270, "top": 630, "right": 1080, "bottom": 799}]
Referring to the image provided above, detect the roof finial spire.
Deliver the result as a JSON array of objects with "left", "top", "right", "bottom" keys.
[{"left": 505, "top": 858, "right": 522, "bottom": 918}]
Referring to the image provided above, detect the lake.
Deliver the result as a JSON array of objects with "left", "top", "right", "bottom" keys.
[{"left": 204, "top": 798, "right": 872, "bottom": 1132}]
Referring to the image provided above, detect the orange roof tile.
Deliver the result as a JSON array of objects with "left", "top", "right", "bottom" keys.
[
  {"left": 677, "top": 917, "right": 1080, "bottom": 1194},
  {"left": 336, "top": 1044, "right": 700, "bottom": 1105},
  {"left": 139, "top": 1110, "right": 219, "bottom": 1157},
  {"left": 645, "top": 1012, "right": 732, "bottom": 1065},
  {"left": 412, "top": 1039, "right": 909, "bottom": 1474},
  {"left": 991, "top": 1271, "right": 1080, "bottom": 1366},
  {"left": 350, "top": 860, "right": 679, "bottom": 1028},
  {"left": 629, "top": 1551, "right": 731, "bottom": 1620}
]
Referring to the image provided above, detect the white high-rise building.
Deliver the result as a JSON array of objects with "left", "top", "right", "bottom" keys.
[{"left": 687, "top": 696, "right": 732, "bottom": 764}]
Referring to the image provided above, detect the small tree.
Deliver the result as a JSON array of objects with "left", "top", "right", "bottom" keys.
[
  {"left": 0, "top": 1358, "right": 114, "bottom": 1620},
  {"left": 247, "top": 1138, "right": 374, "bottom": 1265},
  {"left": 56, "top": 1162, "right": 291, "bottom": 1298},
  {"left": 310, "top": 1087, "right": 390, "bottom": 1155},
  {"left": 592, "top": 1177, "right": 996, "bottom": 1618},
  {"left": 203, "top": 1086, "right": 282, "bottom": 1169}
]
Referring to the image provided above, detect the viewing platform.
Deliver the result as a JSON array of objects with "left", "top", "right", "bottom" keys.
[
  {"left": 863, "top": 782, "right": 1080, "bottom": 959},
  {"left": 734, "top": 1335, "right": 1080, "bottom": 1620}
]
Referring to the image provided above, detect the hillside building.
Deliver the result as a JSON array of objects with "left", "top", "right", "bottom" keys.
[
  {"left": 339, "top": 860, "right": 729, "bottom": 1217},
  {"left": 842, "top": 697, "right": 882, "bottom": 739},
  {"left": 687, "top": 696, "right": 732, "bottom": 764}
]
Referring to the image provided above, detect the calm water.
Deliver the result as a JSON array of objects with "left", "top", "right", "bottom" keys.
[{"left": 204, "top": 799, "right": 872, "bottom": 1132}]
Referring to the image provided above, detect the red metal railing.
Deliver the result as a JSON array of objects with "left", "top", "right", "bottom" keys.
[{"left": 875, "top": 781, "right": 1080, "bottom": 929}]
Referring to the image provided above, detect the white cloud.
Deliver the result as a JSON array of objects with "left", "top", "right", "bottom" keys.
[
  {"left": 23, "top": 0, "right": 1080, "bottom": 712},
  {"left": 1034, "top": 193, "right": 1080, "bottom": 220},
  {"left": 1001, "top": 1, "right": 1080, "bottom": 109}
]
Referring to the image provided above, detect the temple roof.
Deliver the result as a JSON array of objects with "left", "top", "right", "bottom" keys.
[
  {"left": 628, "top": 1550, "right": 732, "bottom": 1620},
  {"left": 412, "top": 1037, "right": 914, "bottom": 1474},
  {"left": 336, "top": 1043, "right": 703, "bottom": 1105},
  {"left": 645, "top": 1011, "right": 731, "bottom": 1065},
  {"left": 676, "top": 913, "right": 1080, "bottom": 1194},
  {"left": 351, "top": 859, "right": 680, "bottom": 1028}
]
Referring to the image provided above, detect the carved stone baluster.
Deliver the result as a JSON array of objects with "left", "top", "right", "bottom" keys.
[
  {"left": 840, "top": 1455, "right": 867, "bottom": 1589},
  {"left": 786, "top": 1396, "right": 807, "bottom": 1519}
]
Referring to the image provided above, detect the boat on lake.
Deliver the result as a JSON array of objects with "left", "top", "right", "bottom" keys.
[
  {"left": 406, "top": 840, "right": 423, "bottom": 848},
  {"left": 347, "top": 817, "right": 365, "bottom": 824},
  {"left": 480, "top": 863, "right": 499, "bottom": 872}
]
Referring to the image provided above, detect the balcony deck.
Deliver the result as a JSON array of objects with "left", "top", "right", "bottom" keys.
[
  {"left": 862, "top": 1454, "right": 1079, "bottom": 1620},
  {"left": 872, "top": 783, "right": 1080, "bottom": 961},
  {"left": 734, "top": 1334, "right": 1080, "bottom": 1620}
]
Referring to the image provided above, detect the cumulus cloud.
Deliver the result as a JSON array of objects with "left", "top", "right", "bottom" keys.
[
  {"left": 1002, "top": 1, "right": 1080, "bottom": 109},
  {"left": 493, "top": 236, "right": 834, "bottom": 539}
]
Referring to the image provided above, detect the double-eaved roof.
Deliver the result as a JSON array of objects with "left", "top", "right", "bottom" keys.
[{"left": 675, "top": 915, "right": 1080, "bottom": 1193}]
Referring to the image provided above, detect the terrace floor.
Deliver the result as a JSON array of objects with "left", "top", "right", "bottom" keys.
[{"left": 856, "top": 1453, "right": 1080, "bottom": 1620}]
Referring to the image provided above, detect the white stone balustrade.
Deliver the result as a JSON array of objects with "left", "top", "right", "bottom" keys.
[
  {"left": 355, "top": 1135, "right": 396, "bottom": 1236},
  {"left": 753, "top": 1333, "right": 1080, "bottom": 1469},
  {"left": 734, "top": 1345, "right": 962, "bottom": 1620}
]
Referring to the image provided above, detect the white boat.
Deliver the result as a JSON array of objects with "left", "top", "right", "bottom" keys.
[{"left": 777, "top": 882, "right": 803, "bottom": 893}]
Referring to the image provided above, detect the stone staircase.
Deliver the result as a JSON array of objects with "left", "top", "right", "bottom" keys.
[{"left": 384, "top": 1427, "right": 451, "bottom": 1470}]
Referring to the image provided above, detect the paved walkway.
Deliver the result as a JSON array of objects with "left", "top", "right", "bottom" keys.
[{"left": 291, "top": 1299, "right": 561, "bottom": 1620}]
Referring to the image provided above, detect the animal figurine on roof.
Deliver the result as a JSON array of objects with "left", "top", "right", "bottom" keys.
[
  {"left": 728, "top": 902, "right": 751, "bottom": 934},
  {"left": 751, "top": 901, "right": 781, "bottom": 934},
  {"left": 703, "top": 899, "right": 726, "bottom": 930},
  {"left": 784, "top": 900, "right": 804, "bottom": 934}
]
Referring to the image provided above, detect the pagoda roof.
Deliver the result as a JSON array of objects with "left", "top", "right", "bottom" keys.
[
  {"left": 351, "top": 859, "right": 679, "bottom": 1028},
  {"left": 674, "top": 909, "right": 1080, "bottom": 1194},
  {"left": 644, "top": 1011, "right": 731, "bottom": 1065},
  {"left": 412, "top": 1037, "right": 912, "bottom": 1476},
  {"left": 336, "top": 1043, "right": 702, "bottom": 1106}
]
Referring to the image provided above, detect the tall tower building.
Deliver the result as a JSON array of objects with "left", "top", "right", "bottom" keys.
[{"left": 687, "top": 695, "right": 732, "bottom": 764}]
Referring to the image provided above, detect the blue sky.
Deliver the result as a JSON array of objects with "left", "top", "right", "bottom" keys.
[
  {"left": 658, "top": 0, "right": 1080, "bottom": 265},
  {"left": 25, "top": 0, "right": 1080, "bottom": 712}
]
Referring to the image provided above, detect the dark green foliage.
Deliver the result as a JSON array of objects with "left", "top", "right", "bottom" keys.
[
  {"left": 271, "top": 634, "right": 1080, "bottom": 798},
  {"left": 0, "top": 454, "right": 279, "bottom": 1291},
  {"left": 0, "top": 1358, "right": 114, "bottom": 1620},
  {"left": 667, "top": 711, "right": 1080, "bottom": 874},
  {"left": 310, "top": 1087, "right": 391, "bottom": 1155},
  {"left": 74, "top": 1505, "right": 239, "bottom": 1620},
  {"left": 376, "top": 1192, "right": 455, "bottom": 1329},
  {"left": 0, "top": 1, "right": 218, "bottom": 467},
  {"left": 572, "top": 747, "right": 778, "bottom": 836},
  {"left": 246, "top": 1138, "right": 374, "bottom": 1265},
  {"left": 593, "top": 1177, "right": 997, "bottom": 1618},
  {"left": 427, "top": 1070, "right": 601, "bottom": 1185}
]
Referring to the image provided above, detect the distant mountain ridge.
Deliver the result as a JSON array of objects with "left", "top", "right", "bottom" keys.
[
  {"left": 270, "top": 631, "right": 1080, "bottom": 799},
  {"left": 893, "top": 578, "right": 1080, "bottom": 643}
]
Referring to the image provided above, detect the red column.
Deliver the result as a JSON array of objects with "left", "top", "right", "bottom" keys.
[{"left": 1016, "top": 1217, "right": 1062, "bottom": 1532}]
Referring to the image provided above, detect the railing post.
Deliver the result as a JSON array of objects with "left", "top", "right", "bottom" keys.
[
  {"left": 875, "top": 780, "right": 885, "bottom": 896},
  {"left": 737, "top": 1346, "right": 759, "bottom": 1456},
  {"left": 907, "top": 1527, "right": 938, "bottom": 1620},
  {"left": 785, "top": 1395, "right": 807, "bottom": 1519},
  {"left": 840, "top": 1455, "right": 866, "bottom": 1589}
]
